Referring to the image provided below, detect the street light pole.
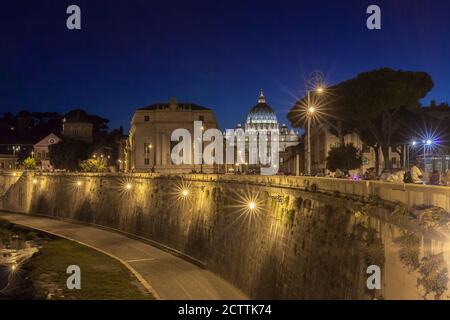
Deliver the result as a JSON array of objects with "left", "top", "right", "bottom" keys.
[
  {"left": 423, "top": 144, "right": 426, "bottom": 170},
  {"left": 149, "top": 144, "right": 155, "bottom": 172},
  {"left": 307, "top": 88, "right": 312, "bottom": 176},
  {"left": 304, "top": 71, "right": 324, "bottom": 176},
  {"left": 411, "top": 139, "right": 433, "bottom": 178}
]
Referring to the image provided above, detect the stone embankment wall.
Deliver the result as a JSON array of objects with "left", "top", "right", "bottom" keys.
[
  {"left": 1, "top": 172, "right": 448, "bottom": 299},
  {"left": 0, "top": 172, "right": 20, "bottom": 197}
]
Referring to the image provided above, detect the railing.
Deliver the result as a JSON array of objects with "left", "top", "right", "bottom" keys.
[{"left": 2, "top": 171, "right": 450, "bottom": 212}]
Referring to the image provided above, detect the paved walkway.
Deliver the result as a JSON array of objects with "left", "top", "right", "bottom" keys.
[{"left": 0, "top": 212, "right": 247, "bottom": 300}]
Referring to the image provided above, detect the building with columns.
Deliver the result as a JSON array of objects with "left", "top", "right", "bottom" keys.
[
  {"left": 125, "top": 97, "right": 219, "bottom": 173},
  {"left": 232, "top": 91, "right": 301, "bottom": 174}
]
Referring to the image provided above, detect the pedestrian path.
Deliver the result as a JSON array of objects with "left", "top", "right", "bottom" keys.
[{"left": 0, "top": 212, "right": 248, "bottom": 300}]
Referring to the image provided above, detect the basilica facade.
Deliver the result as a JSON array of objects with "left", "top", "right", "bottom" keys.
[{"left": 232, "top": 91, "right": 301, "bottom": 174}]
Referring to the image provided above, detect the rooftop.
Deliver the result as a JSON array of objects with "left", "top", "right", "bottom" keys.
[{"left": 138, "top": 97, "right": 211, "bottom": 111}]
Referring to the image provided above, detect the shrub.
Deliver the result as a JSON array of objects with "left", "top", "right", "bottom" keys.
[
  {"left": 79, "top": 158, "right": 105, "bottom": 172},
  {"left": 23, "top": 157, "right": 37, "bottom": 170}
]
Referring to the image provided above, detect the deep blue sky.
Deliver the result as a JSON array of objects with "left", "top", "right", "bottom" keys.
[{"left": 1, "top": 0, "right": 449, "bottom": 131}]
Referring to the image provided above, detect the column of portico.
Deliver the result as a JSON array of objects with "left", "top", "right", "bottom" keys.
[
  {"left": 156, "top": 132, "right": 161, "bottom": 166},
  {"left": 162, "top": 133, "right": 167, "bottom": 167},
  {"left": 295, "top": 153, "right": 300, "bottom": 176}
]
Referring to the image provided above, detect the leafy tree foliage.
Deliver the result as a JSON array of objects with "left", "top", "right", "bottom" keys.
[
  {"left": 79, "top": 158, "right": 105, "bottom": 172},
  {"left": 332, "top": 68, "right": 433, "bottom": 170},
  {"left": 326, "top": 144, "right": 363, "bottom": 172},
  {"left": 22, "top": 157, "right": 37, "bottom": 170},
  {"left": 48, "top": 138, "right": 90, "bottom": 171},
  {"left": 288, "top": 68, "right": 434, "bottom": 172}
]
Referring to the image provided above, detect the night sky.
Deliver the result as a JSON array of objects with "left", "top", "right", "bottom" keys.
[{"left": 1, "top": 0, "right": 449, "bottom": 131}]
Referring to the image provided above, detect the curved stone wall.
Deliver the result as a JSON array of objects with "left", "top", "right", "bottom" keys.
[{"left": 1, "top": 172, "right": 450, "bottom": 299}]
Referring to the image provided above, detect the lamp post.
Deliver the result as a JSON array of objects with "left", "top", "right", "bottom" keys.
[
  {"left": 306, "top": 106, "right": 315, "bottom": 176},
  {"left": 410, "top": 139, "right": 433, "bottom": 175},
  {"left": 424, "top": 139, "right": 432, "bottom": 173},
  {"left": 12, "top": 146, "right": 20, "bottom": 157},
  {"left": 305, "top": 71, "right": 325, "bottom": 176},
  {"left": 12, "top": 146, "right": 20, "bottom": 170},
  {"left": 149, "top": 143, "right": 155, "bottom": 172}
]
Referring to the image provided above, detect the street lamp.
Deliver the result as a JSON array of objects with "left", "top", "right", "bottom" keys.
[
  {"left": 148, "top": 143, "right": 156, "bottom": 172},
  {"left": 409, "top": 139, "right": 434, "bottom": 174},
  {"left": 306, "top": 106, "right": 316, "bottom": 176},
  {"left": 423, "top": 140, "right": 434, "bottom": 172},
  {"left": 305, "top": 71, "right": 325, "bottom": 176}
]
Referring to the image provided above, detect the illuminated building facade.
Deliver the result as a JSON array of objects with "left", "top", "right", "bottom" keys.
[{"left": 126, "top": 97, "right": 219, "bottom": 173}]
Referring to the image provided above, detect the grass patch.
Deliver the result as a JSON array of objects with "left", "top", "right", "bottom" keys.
[
  {"left": 0, "top": 219, "right": 153, "bottom": 300},
  {"left": 26, "top": 239, "right": 154, "bottom": 300}
]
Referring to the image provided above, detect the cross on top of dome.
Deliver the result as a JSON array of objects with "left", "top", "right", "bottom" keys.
[{"left": 258, "top": 89, "right": 266, "bottom": 104}]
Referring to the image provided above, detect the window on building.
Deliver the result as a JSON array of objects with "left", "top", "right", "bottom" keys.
[
  {"left": 144, "top": 143, "right": 150, "bottom": 155},
  {"left": 144, "top": 115, "right": 150, "bottom": 122},
  {"left": 144, "top": 158, "right": 150, "bottom": 165},
  {"left": 391, "top": 157, "right": 397, "bottom": 167},
  {"left": 198, "top": 115, "right": 204, "bottom": 122}
]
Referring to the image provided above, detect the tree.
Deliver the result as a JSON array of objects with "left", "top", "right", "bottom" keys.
[
  {"left": 326, "top": 144, "right": 363, "bottom": 172},
  {"left": 48, "top": 138, "right": 90, "bottom": 171},
  {"left": 31, "top": 112, "right": 63, "bottom": 136},
  {"left": 23, "top": 157, "right": 37, "bottom": 170},
  {"left": 354, "top": 123, "right": 381, "bottom": 174},
  {"left": 79, "top": 158, "right": 105, "bottom": 172},
  {"left": 332, "top": 68, "right": 433, "bottom": 170},
  {"left": 287, "top": 88, "right": 351, "bottom": 146}
]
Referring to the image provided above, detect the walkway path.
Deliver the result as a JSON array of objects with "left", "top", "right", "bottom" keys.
[{"left": 0, "top": 212, "right": 247, "bottom": 300}]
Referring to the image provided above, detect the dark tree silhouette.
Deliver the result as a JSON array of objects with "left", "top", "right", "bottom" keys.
[
  {"left": 326, "top": 143, "right": 363, "bottom": 172},
  {"left": 48, "top": 138, "right": 90, "bottom": 171},
  {"left": 329, "top": 68, "right": 433, "bottom": 170}
]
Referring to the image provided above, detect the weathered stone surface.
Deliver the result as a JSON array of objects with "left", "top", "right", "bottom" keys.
[{"left": 1, "top": 172, "right": 450, "bottom": 299}]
